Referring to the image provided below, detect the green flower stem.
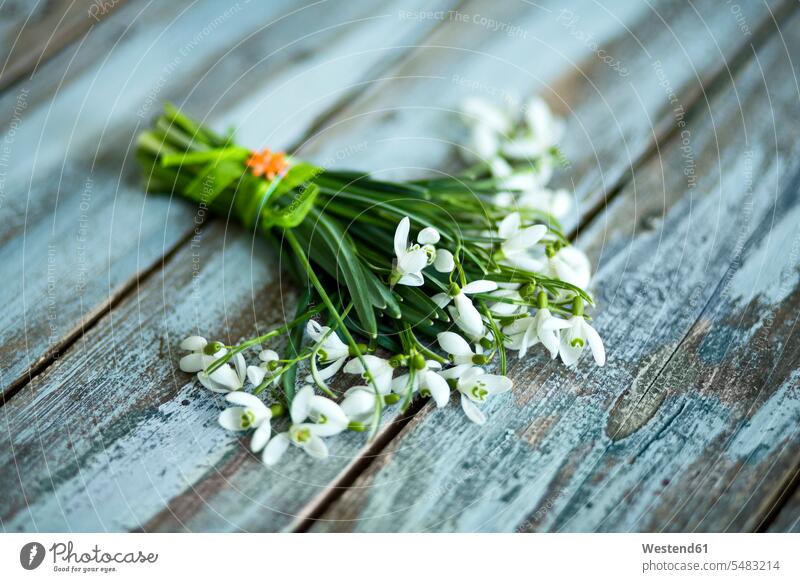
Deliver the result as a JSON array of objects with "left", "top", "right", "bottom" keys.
[
  {"left": 284, "top": 228, "right": 384, "bottom": 439},
  {"left": 204, "top": 302, "right": 326, "bottom": 376}
]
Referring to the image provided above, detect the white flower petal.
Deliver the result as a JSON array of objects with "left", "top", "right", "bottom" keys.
[
  {"left": 461, "top": 280, "right": 498, "bottom": 294},
  {"left": 225, "top": 391, "right": 269, "bottom": 412},
  {"left": 498, "top": 212, "right": 521, "bottom": 240},
  {"left": 232, "top": 352, "right": 247, "bottom": 384},
  {"left": 434, "top": 249, "right": 455, "bottom": 273},
  {"left": 315, "top": 356, "right": 346, "bottom": 381},
  {"left": 291, "top": 385, "right": 315, "bottom": 424},
  {"left": 341, "top": 389, "right": 375, "bottom": 422},
  {"left": 310, "top": 396, "right": 348, "bottom": 435},
  {"left": 460, "top": 394, "right": 487, "bottom": 425},
  {"left": 218, "top": 407, "right": 247, "bottom": 431},
  {"left": 306, "top": 320, "right": 325, "bottom": 342},
  {"left": 397, "top": 272, "right": 424, "bottom": 286},
  {"left": 180, "top": 335, "right": 207, "bottom": 351},
  {"left": 417, "top": 227, "right": 440, "bottom": 245},
  {"left": 437, "top": 331, "right": 473, "bottom": 357},
  {"left": 303, "top": 435, "right": 329, "bottom": 459},
  {"left": 179, "top": 353, "right": 206, "bottom": 373},
  {"left": 262, "top": 432, "right": 290, "bottom": 465},
  {"left": 559, "top": 333, "right": 582, "bottom": 367},
  {"left": 460, "top": 97, "right": 512, "bottom": 133},
  {"left": 432, "top": 292, "right": 452, "bottom": 308},
  {"left": 246, "top": 365, "right": 267, "bottom": 387},
  {"left": 583, "top": 321, "right": 606, "bottom": 366},
  {"left": 454, "top": 294, "right": 485, "bottom": 338},
  {"left": 504, "top": 224, "right": 548, "bottom": 254},
  {"left": 398, "top": 247, "right": 428, "bottom": 274},
  {"left": 394, "top": 216, "right": 410, "bottom": 258},
  {"left": 259, "top": 349, "right": 279, "bottom": 362},
  {"left": 250, "top": 420, "right": 272, "bottom": 452},
  {"left": 482, "top": 374, "right": 513, "bottom": 395},
  {"left": 423, "top": 371, "right": 451, "bottom": 408}
]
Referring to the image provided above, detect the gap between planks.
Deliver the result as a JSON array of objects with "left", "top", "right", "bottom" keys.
[{"left": 287, "top": 0, "right": 800, "bottom": 533}]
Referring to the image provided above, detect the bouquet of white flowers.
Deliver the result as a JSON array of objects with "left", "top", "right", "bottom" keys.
[{"left": 136, "top": 97, "right": 604, "bottom": 466}]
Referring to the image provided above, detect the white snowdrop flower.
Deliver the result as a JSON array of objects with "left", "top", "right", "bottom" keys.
[
  {"left": 262, "top": 386, "right": 348, "bottom": 465},
  {"left": 218, "top": 391, "right": 273, "bottom": 453},
  {"left": 547, "top": 245, "right": 592, "bottom": 290},
  {"left": 344, "top": 355, "right": 395, "bottom": 395},
  {"left": 437, "top": 332, "right": 486, "bottom": 365},
  {"left": 391, "top": 217, "right": 432, "bottom": 287},
  {"left": 246, "top": 349, "right": 282, "bottom": 387},
  {"left": 496, "top": 212, "right": 549, "bottom": 272},
  {"left": 341, "top": 386, "right": 379, "bottom": 423},
  {"left": 503, "top": 308, "right": 570, "bottom": 359},
  {"left": 391, "top": 358, "right": 451, "bottom": 408},
  {"left": 306, "top": 320, "right": 350, "bottom": 381},
  {"left": 179, "top": 335, "right": 246, "bottom": 393},
  {"left": 451, "top": 366, "right": 513, "bottom": 425},
  {"left": 433, "top": 248, "right": 455, "bottom": 273},
  {"left": 544, "top": 314, "right": 605, "bottom": 367},
  {"left": 433, "top": 279, "right": 497, "bottom": 340}
]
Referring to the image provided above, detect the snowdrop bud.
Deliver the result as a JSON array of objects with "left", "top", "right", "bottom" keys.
[
  {"left": 348, "top": 421, "right": 367, "bottom": 432},
  {"left": 269, "top": 403, "right": 286, "bottom": 417},
  {"left": 418, "top": 227, "right": 440, "bottom": 245},
  {"left": 472, "top": 354, "right": 490, "bottom": 365},
  {"left": 383, "top": 394, "right": 401, "bottom": 405},
  {"left": 389, "top": 354, "right": 405, "bottom": 368}
]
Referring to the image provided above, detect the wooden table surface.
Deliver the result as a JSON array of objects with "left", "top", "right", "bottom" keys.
[{"left": 1, "top": 0, "right": 798, "bottom": 533}]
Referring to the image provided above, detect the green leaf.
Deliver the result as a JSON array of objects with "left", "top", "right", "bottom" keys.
[
  {"left": 306, "top": 209, "right": 377, "bottom": 339},
  {"left": 183, "top": 159, "right": 242, "bottom": 205}
]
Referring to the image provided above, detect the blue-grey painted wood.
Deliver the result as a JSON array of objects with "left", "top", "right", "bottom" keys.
[
  {"left": 307, "top": 8, "right": 800, "bottom": 532},
  {"left": 0, "top": 0, "right": 120, "bottom": 91},
  {"left": 0, "top": 0, "right": 648, "bottom": 533},
  {"left": 0, "top": 0, "right": 454, "bottom": 400}
]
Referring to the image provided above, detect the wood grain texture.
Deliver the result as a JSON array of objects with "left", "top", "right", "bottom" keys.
[
  {"left": 297, "top": 0, "right": 785, "bottom": 235},
  {"left": 0, "top": 0, "right": 123, "bottom": 91},
  {"left": 0, "top": 0, "right": 454, "bottom": 400},
  {"left": 307, "top": 9, "right": 800, "bottom": 532},
  {"left": 0, "top": 0, "right": 647, "bottom": 533}
]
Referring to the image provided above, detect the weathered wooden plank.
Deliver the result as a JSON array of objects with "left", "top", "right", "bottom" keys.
[
  {"left": 0, "top": 0, "right": 646, "bottom": 533},
  {"left": 307, "top": 8, "right": 800, "bottom": 532},
  {"left": 0, "top": 0, "right": 454, "bottom": 400},
  {"left": 0, "top": 0, "right": 123, "bottom": 91},
  {"left": 299, "top": 0, "right": 784, "bottom": 237}
]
